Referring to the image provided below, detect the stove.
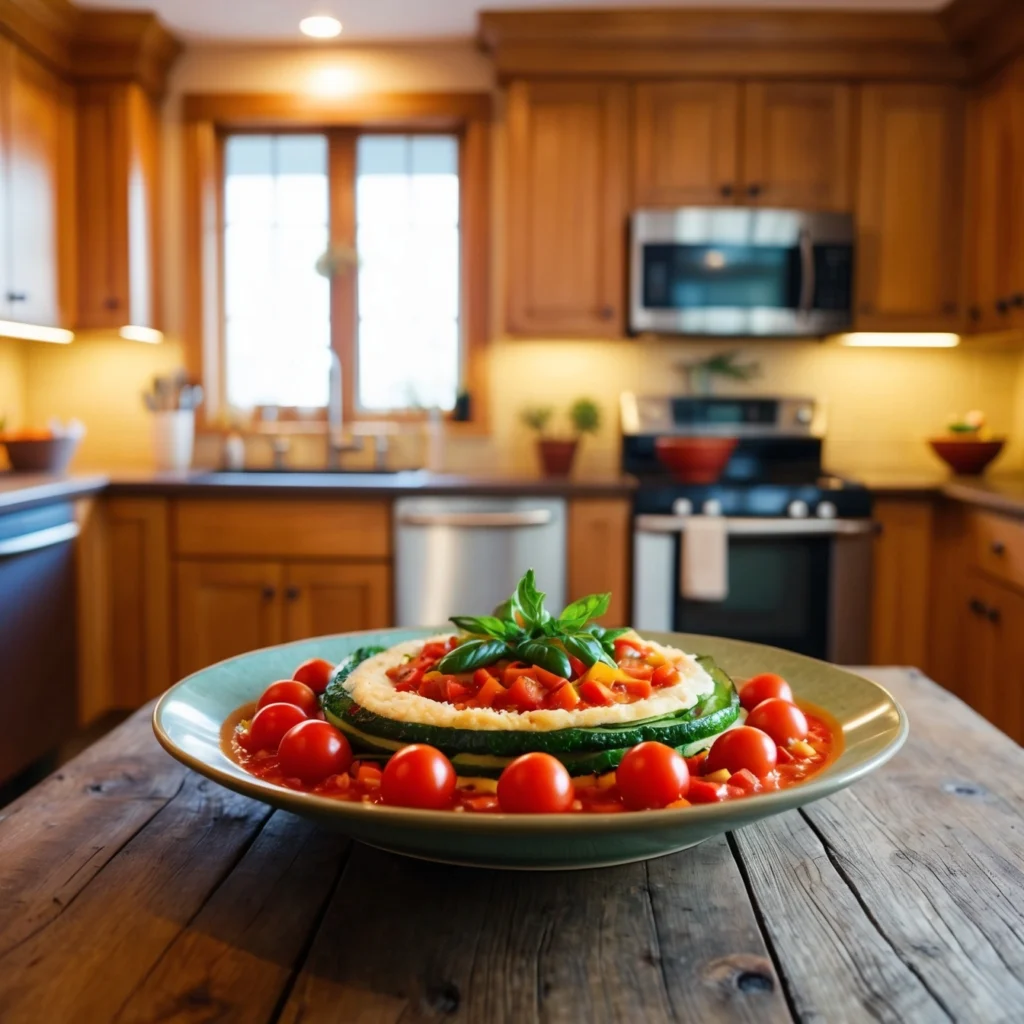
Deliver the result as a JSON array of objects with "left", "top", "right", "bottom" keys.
[{"left": 622, "top": 394, "right": 874, "bottom": 663}]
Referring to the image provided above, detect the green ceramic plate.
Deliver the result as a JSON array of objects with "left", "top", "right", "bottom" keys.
[{"left": 153, "top": 628, "right": 907, "bottom": 870}]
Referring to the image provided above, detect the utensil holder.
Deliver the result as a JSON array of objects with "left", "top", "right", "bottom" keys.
[{"left": 152, "top": 410, "right": 195, "bottom": 471}]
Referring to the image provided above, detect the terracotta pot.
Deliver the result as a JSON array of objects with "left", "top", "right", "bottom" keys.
[
  {"left": 928, "top": 437, "right": 1005, "bottom": 476},
  {"left": 538, "top": 438, "right": 579, "bottom": 478},
  {"left": 655, "top": 436, "right": 739, "bottom": 484}
]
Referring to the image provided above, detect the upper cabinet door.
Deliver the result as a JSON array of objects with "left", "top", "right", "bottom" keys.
[
  {"left": 506, "top": 80, "right": 629, "bottom": 337},
  {"left": 633, "top": 82, "right": 740, "bottom": 206},
  {"left": 5, "top": 47, "right": 68, "bottom": 328},
  {"left": 856, "top": 84, "right": 965, "bottom": 332},
  {"left": 743, "top": 82, "right": 853, "bottom": 211}
]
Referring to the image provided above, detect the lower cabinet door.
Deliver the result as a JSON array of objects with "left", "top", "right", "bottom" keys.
[
  {"left": 984, "top": 579, "right": 1024, "bottom": 745},
  {"left": 284, "top": 562, "right": 392, "bottom": 641},
  {"left": 176, "top": 560, "right": 284, "bottom": 677}
]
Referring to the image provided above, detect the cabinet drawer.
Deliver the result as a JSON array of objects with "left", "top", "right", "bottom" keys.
[
  {"left": 973, "top": 510, "right": 1024, "bottom": 590},
  {"left": 174, "top": 500, "right": 391, "bottom": 559}
]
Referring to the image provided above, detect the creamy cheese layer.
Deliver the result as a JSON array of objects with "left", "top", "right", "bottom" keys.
[{"left": 342, "top": 633, "right": 716, "bottom": 732}]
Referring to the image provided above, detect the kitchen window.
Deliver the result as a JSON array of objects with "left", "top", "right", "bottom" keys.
[{"left": 220, "top": 128, "right": 466, "bottom": 419}]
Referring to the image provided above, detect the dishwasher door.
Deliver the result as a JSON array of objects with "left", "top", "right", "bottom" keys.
[
  {"left": 394, "top": 496, "right": 567, "bottom": 627},
  {"left": 0, "top": 502, "right": 79, "bottom": 783}
]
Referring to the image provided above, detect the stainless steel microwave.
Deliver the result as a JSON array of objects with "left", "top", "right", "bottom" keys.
[{"left": 629, "top": 208, "right": 855, "bottom": 337}]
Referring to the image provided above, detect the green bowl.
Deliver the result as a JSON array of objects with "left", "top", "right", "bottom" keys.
[{"left": 153, "top": 629, "right": 907, "bottom": 870}]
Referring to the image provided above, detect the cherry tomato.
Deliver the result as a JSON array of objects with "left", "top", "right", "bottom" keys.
[
  {"left": 616, "top": 742, "right": 690, "bottom": 810},
  {"left": 277, "top": 720, "right": 352, "bottom": 783},
  {"left": 257, "top": 680, "right": 319, "bottom": 718},
  {"left": 739, "top": 673, "right": 794, "bottom": 712},
  {"left": 705, "top": 726, "right": 778, "bottom": 777},
  {"left": 292, "top": 658, "right": 335, "bottom": 695},
  {"left": 497, "top": 752, "right": 573, "bottom": 813},
  {"left": 381, "top": 744, "right": 457, "bottom": 810},
  {"left": 746, "top": 698, "right": 809, "bottom": 746},
  {"left": 246, "top": 702, "right": 308, "bottom": 752}
]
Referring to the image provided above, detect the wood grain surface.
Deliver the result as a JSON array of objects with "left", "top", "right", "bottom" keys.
[{"left": 0, "top": 668, "right": 1021, "bottom": 1023}]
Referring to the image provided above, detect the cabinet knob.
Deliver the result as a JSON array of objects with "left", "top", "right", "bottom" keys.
[
  {"left": 968, "top": 597, "right": 987, "bottom": 616},
  {"left": 599, "top": 306, "right": 614, "bottom": 321},
  {"left": 286, "top": 586, "right": 300, "bottom": 601},
  {"left": 987, "top": 607, "right": 1002, "bottom": 624},
  {"left": 719, "top": 184, "right": 734, "bottom": 198},
  {"left": 261, "top": 586, "right": 276, "bottom": 600},
  {"left": 968, "top": 306, "right": 981, "bottom": 322},
  {"left": 941, "top": 301, "right": 957, "bottom": 315},
  {"left": 991, "top": 540, "right": 1006, "bottom": 556},
  {"left": 747, "top": 184, "right": 763, "bottom": 198},
  {"left": 996, "top": 298, "right": 1010, "bottom": 315},
  {"left": 6, "top": 291, "right": 26, "bottom": 303},
  {"left": 1013, "top": 293, "right": 1024, "bottom": 309},
  {"left": 104, "top": 297, "right": 120, "bottom": 311}
]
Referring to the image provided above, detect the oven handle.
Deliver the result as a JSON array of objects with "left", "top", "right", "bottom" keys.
[
  {"left": 798, "top": 228, "right": 815, "bottom": 313},
  {"left": 397, "top": 510, "right": 553, "bottom": 529},
  {"left": 635, "top": 516, "right": 878, "bottom": 537},
  {"left": 0, "top": 521, "right": 80, "bottom": 558}
]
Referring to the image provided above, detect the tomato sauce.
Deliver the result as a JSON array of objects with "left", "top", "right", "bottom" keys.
[{"left": 223, "top": 701, "right": 841, "bottom": 814}]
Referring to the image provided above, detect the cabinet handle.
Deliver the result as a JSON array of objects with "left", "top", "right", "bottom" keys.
[
  {"left": 996, "top": 298, "right": 1010, "bottom": 315},
  {"left": 747, "top": 184, "right": 763, "bottom": 198},
  {"left": 991, "top": 540, "right": 1006, "bottom": 556},
  {"left": 941, "top": 301, "right": 957, "bottom": 315},
  {"left": 968, "top": 597, "right": 988, "bottom": 616},
  {"left": 987, "top": 607, "right": 1002, "bottom": 624},
  {"left": 599, "top": 306, "right": 614, "bottom": 321},
  {"left": 968, "top": 306, "right": 981, "bottom": 322},
  {"left": 6, "top": 291, "right": 26, "bottom": 303},
  {"left": 104, "top": 297, "right": 120, "bottom": 311},
  {"left": 286, "top": 586, "right": 300, "bottom": 601},
  {"left": 261, "top": 586, "right": 276, "bottom": 600},
  {"left": 719, "top": 184, "right": 734, "bottom": 198}
]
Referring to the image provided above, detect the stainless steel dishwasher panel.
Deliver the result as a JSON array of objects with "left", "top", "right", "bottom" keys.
[{"left": 394, "top": 496, "right": 567, "bottom": 626}]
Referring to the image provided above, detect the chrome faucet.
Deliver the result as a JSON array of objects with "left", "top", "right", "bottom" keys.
[{"left": 327, "top": 349, "right": 366, "bottom": 469}]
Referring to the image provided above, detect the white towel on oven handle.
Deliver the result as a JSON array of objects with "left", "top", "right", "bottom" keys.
[{"left": 680, "top": 515, "right": 729, "bottom": 602}]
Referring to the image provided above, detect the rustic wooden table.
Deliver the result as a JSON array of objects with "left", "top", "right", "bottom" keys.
[{"left": 1, "top": 668, "right": 1022, "bottom": 1023}]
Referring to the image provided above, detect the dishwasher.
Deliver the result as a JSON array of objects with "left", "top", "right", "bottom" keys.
[
  {"left": 394, "top": 496, "right": 567, "bottom": 626},
  {"left": 0, "top": 502, "right": 79, "bottom": 784}
]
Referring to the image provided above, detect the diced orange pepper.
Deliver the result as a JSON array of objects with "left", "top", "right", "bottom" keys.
[
  {"left": 623, "top": 664, "right": 654, "bottom": 681},
  {"left": 615, "top": 678, "right": 653, "bottom": 700},
  {"left": 578, "top": 679, "right": 617, "bottom": 706},
  {"left": 532, "top": 664, "right": 570, "bottom": 690},
  {"left": 503, "top": 675, "right": 545, "bottom": 711},
  {"left": 652, "top": 663, "right": 681, "bottom": 688},
  {"left": 687, "top": 779, "right": 727, "bottom": 804},
  {"left": 545, "top": 682, "right": 581, "bottom": 711},
  {"left": 473, "top": 677, "right": 506, "bottom": 708},
  {"left": 727, "top": 768, "right": 761, "bottom": 794}
]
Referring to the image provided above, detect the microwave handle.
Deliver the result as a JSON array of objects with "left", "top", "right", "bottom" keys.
[{"left": 798, "top": 229, "right": 815, "bottom": 313}]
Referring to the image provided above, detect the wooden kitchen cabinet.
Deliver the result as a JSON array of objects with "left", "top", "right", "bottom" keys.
[
  {"left": 568, "top": 498, "right": 631, "bottom": 627},
  {"left": 633, "top": 81, "right": 740, "bottom": 206},
  {"left": 856, "top": 84, "right": 965, "bottom": 331},
  {"left": 0, "top": 39, "right": 74, "bottom": 329},
  {"left": 506, "top": 79, "right": 629, "bottom": 337},
  {"left": 176, "top": 561, "right": 286, "bottom": 678},
  {"left": 284, "top": 562, "right": 392, "bottom": 641},
  {"left": 76, "top": 82, "right": 161, "bottom": 330}
]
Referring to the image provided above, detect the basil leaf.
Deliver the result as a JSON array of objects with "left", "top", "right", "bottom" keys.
[
  {"left": 450, "top": 615, "right": 508, "bottom": 639},
  {"left": 516, "top": 638, "right": 571, "bottom": 679},
  {"left": 563, "top": 633, "right": 616, "bottom": 669},
  {"left": 437, "top": 638, "right": 509, "bottom": 674},
  {"left": 600, "top": 627, "right": 632, "bottom": 643},
  {"left": 582, "top": 622, "right": 606, "bottom": 638},
  {"left": 493, "top": 597, "right": 515, "bottom": 621},
  {"left": 514, "top": 569, "right": 550, "bottom": 627},
  {"left": 557, "top": 592, "right": 611, "bottom": 631}
]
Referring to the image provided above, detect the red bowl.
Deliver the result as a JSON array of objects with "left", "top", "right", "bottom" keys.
[
  {"left": 928, "top": 437, "right": 1005, "bottom": 476},
  {"left": 655, "top": 436, "right": 739, "bottom": 484},
  {"left": 1, "top": 436, "right": 80, "bottom": 473}
]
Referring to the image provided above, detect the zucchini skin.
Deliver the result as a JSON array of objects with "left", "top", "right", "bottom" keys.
[{"left": 322, "top": 649, "right": 739, "bottom": 761}]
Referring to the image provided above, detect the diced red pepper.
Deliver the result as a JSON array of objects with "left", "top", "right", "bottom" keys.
[
  {"left": 652, "top": 663, "right": 681, "bottom": 688},
  {"left": 420, "top": 641, "right": 447, "bottom": 661},
  {"left": 687, "top": 779, "right": 728, "bottom": 804},
  {"left": 445, "top": 679, "right": 474, "bottom": 703},
  {"left": 615, "top": 678, "right": 653, "bottom": 700},
  {"left": 775, "top": 745, "right": 795, "bottom": 765},
  {"left": 473, "top": 677, "right": 506, "bottom": 708},
  {"left": 545, "top": 682, "right": 581, "bottom": 711},
  {"left": 533, "top": 665, "right": 570, "bottom": 691},
  {"left": 463, "top": 795, "right": 499, "bottom": 812},
  {"left": 417, "top": 675, "right": 447, "bottom": 702},
  {"left": 685, "top": 751, "right": 708, "bottom": 775},
  {"left": 728, "top": 768, "right": 761, "bottom": 794},
  {"left": 473, "top": 668, "right": 498, "bottom": 688},
  {"left": 568, "top": 655, "right": 586, "bottom": 680},
  {"left": 613, "top": 637, "right": 645, "bottom": 660},
  {"left": 503, "top": 662, "right": 537, "bottom": 686},
  {"left": 578, "top": 679, "right": 617, "bottom": 706},
  {"left": 503, "top": 675, "right": 545, "bottom": 711},
  {"left": 623, "top": 664, "right": 654, "bottom": 681},
  {"left": 356, "top": 764, "right": 382, "bottom": 786}
]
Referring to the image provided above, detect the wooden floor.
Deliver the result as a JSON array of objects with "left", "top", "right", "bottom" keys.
[{"left": 0, "top": 668, "right": 1021, "bottom": 1022}]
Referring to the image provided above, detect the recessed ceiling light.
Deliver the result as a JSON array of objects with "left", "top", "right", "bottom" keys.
[{"left": 300, "top": 16, "right": 342, "bottom": 39}]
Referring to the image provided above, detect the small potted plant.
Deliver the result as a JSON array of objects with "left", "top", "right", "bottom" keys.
[{"left": 521, "top": 398, "right": 602, "bottom": 477}]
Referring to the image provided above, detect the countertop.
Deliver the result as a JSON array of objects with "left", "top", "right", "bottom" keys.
[
  {"left": 853, "top": 471, "right": 1024, "bottom": 518},
  {"left": 0, "top": 472, "right": 108, "bottom": 513},
  {"left": 0, "top": 667, "right": 1020, "bottom": 1022}
]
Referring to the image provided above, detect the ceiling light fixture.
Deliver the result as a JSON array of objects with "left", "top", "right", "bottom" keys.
[
  {"left": 300, "top": 15, "right": 342, "bottom": 39},
  {"left": 0, "top": 320, "right": 73, "bottom": 344},
  {"left": 836, "top": 332, "right": 961, "bottom": 349}
]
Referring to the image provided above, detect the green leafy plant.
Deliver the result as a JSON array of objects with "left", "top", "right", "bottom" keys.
[
  {"left": 437, "top": 569, "right": 631, "bottom": 677},
  {"left": 569, "top": 398, "right": 601, "bottom": 436},
  {"left": 520, "top": 406, "right": 555, "bottom": 435}
]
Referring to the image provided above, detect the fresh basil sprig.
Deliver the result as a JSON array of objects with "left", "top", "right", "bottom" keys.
[{"left": 436, "top": 569, "right": 626, "bottom": 680}]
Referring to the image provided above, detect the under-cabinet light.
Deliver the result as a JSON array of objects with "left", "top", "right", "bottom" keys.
[
  {"left": 0, "top": 320, "right": 73, "bottom": 344},
  {"left": 299, "top": 15, "right": 342, "bottom": 39},
  {"left": 837, "top": 333, "right": 961, "bottom": 349},
  {"left": 120, "top": 325, "right": 164, "bottom": 344}
]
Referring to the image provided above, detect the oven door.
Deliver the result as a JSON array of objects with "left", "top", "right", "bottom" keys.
[
  {"left": 633, "top": 517, "right": 875, "bottom": 663},
  {"left": 630, "top": 207, "right": 854, "bottom": 337}
]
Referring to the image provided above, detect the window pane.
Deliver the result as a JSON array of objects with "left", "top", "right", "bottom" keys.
[
  {"left": 223, "top": 134, "right": 329, "bottom": 409},
  {"left": 355, "top": 134, "right": 461, "bottom": 412}
]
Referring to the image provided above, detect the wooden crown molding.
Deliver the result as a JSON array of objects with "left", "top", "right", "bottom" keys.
[
  {"left": 942, "top": 0, "right": 1024, "bottom": 80},
  {"left": 0, "top": 2, "right": 181, "bottom": 96},
  {"left": 478, "top": 8, "right": 968, "bottom": 82}
]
